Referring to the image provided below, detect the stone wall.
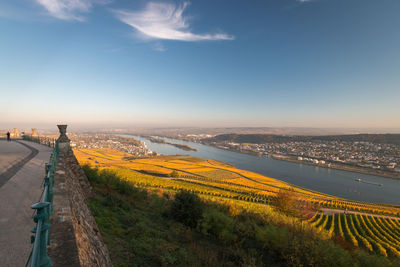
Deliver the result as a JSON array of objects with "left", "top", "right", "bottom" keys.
[{"left": 48, "top": 148, "right": 112, "bottom": 267}]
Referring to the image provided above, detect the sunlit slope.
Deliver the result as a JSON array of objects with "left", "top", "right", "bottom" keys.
[
  {"left": 309, "top": 212, "right": 400, "bottom": 257},
  {"left": 74, "top": 148, "right": 400, "bottom": 217},
  {"left": 75, "top": 148, "right": 400, "bottom": 258}
]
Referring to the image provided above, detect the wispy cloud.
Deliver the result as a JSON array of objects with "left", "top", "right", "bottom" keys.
[
  {"left": 153, "top": 43, "right": 167, "bottom": 52},
  {"left": 114, "top": 2, "right": 234, "bottom": 42},
  {"left": 35, "top": 0, "right": 108, "bottom": 21}
]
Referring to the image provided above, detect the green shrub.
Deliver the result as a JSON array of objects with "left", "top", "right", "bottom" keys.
[
  {"left": 170, "top": 190, "right": 203, "bottom": 228},
  {"left": 169, "top": 170, "right": 180, "bottom": 178},
  {"left": 356, "top": 250, "right": 394, "bottom": 267},
  {"left": 82, "top": 164, "right": 141, "bottom": 196},
  {"left": 82, "top": 164, "right": 101, "bottom": 183},
  {"left": 159, "top": 247, "right": 194, "bottom": 266},
  {"left": 200, "top": 208, "right": 237, "bottom": 243}
]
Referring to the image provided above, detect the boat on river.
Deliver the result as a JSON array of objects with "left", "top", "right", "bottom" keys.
[{"left": 355, "top": 178, "right": 383, "bottom": 186}]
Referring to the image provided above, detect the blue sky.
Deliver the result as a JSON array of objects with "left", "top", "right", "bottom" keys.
[{"left": 0, "top": 0, "right": 399, "bottom": 130}]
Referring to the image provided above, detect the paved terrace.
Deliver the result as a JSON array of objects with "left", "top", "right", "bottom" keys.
[{"left": 0, "top": 140, "right": 52, "bottom": 267}]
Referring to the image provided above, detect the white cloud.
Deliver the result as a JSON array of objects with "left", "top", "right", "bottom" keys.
[
  {"left": 35, "top": 0, "right": 108, "bottom": 21},
  {"left": 114, "top": 2, "right": 234, "bottom": 42}
]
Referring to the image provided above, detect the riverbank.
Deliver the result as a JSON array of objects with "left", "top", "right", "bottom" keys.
[
  {"left": 201, "top": 142, "right": 262, "bottom": 157},
  {"left": 271, "top": 154, "right": 400, "bottom": 180},
  {"left": 146, "top": 136, "right": 197, "bottom": 151}
]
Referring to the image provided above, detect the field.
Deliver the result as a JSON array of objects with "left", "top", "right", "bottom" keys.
[{"left": 74, "top": 148, "right": 400, "bottom": 258}]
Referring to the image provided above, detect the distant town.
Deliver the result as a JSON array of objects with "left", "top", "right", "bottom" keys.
[
  {"left": 214, "top": 140, "right": 397, "bottom": 167},
  {"left": 68, "top": 134, "right": 154, "bottom": 157},
  {"left": 138, "top": 132, "right": 400, "bottom": 178},
  {"left": 196, "top": 134, "right": 400, "bottom": 178}
]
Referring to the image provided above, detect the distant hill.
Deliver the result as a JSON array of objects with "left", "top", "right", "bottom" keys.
[
  {"left": 105, "top": 126, "right": 400, "bottom": 139},
  {"left": 204, "top": 134, "right": 400, "bottom": 145}
]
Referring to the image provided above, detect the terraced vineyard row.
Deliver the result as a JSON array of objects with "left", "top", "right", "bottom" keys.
[{"left": 310, "top": 213, "right": 400, "bottom": 258}]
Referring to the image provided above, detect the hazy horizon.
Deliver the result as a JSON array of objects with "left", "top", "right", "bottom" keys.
[{"left": 1, "top": 124, "right": 400, "bottom": 136}]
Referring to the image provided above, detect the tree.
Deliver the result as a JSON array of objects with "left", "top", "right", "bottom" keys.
[
  {"left": 273, "top": 189, "right": 298, "bottom": 217},
  {"left": 170, "top": 190, "right": 203, "bottom": 228}
]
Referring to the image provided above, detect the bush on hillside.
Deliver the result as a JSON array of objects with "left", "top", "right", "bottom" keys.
[
  {"left": 273, "top": 189, "right": 298, "bottom": 217},
  {"left": 200, "top": 208, "right": 237, "bottom": 243},
  {"left": 169, "top": 170, "right": 180, "bottom": 178},
  {"left": 170, "top": 190, "right": 203, "bottom": 228},
  {"left": 82, "top": 164, "right": 142, "bottom": 197}
]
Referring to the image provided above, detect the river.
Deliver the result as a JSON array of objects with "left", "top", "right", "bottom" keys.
[{"left": 120, "top": 135, "right": 400, "bottom": 205}]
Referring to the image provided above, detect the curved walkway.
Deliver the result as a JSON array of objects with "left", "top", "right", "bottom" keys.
[
  {"left": 0, "top": 141, "right": 39, "bottom": 188},
  {"left": 0, "top": 140, "right": 31, "bottom": 177},
  {"left": 0, "top": 140, "right": 52, "bottom": 267}
]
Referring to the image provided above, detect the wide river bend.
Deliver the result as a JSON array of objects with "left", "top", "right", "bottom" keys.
[{"left": 121, "top": 135, "right": 400, "bottom": 205}]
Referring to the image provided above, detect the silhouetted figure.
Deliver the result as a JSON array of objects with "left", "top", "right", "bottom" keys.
[{"left": 6, "top": 131, "right": 11, "bottom": 141}]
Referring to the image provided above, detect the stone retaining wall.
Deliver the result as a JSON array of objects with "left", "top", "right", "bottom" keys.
[{"left": 48, "top": 148, "right": 112, "bottom": 266}]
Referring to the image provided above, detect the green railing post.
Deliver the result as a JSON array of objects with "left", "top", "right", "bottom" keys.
[
  {"left": 45, "top": 161, "right": 55, "bottom": 212},
  {"left": 43, "top": 175, "right": 52, "bottom": 246},
  {"left": 30, "top": 202, "right": 51, "bottom": 267},
  {"left": 45, "top": 163, "right": 51, "bottom": 176},
  {"left": 25, "top": 137, "right": 60, "bottom": 266}
]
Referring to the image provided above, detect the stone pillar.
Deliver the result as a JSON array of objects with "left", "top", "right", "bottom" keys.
[
  {"left": 13, "top": 128, "right": 20, "bottom": 138},
  {"left": 57, "top": 125, "right": 70, "bottom": 153},
  {"left": 32, "top": 128, "right": 38, "bottom": 136}
]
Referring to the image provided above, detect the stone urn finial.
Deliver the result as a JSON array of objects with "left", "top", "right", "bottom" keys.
[
  {"left": 32, "top": 128, "right": 38, "bottom": 136},
  {"left": 57, "top": 125, "right": 70, "bottom": 143}
]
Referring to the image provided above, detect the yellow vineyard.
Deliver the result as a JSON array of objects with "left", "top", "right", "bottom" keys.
[
  {"left": 74, "top": 148, "right": 400, "bottom": 257},
  {"left": 74, "top": 148, "right": 400, "bottom": 216}
]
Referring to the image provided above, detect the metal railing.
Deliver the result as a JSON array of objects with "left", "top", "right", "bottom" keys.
[
  {"left": 25, "top": 140, "right": 59, "bottom": 267},
  {"left": 23, "top": 135, "right": 57, "bottom": 148},
  {"left": 0, "top": 134, "right": 21, "bottom": 140}
]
